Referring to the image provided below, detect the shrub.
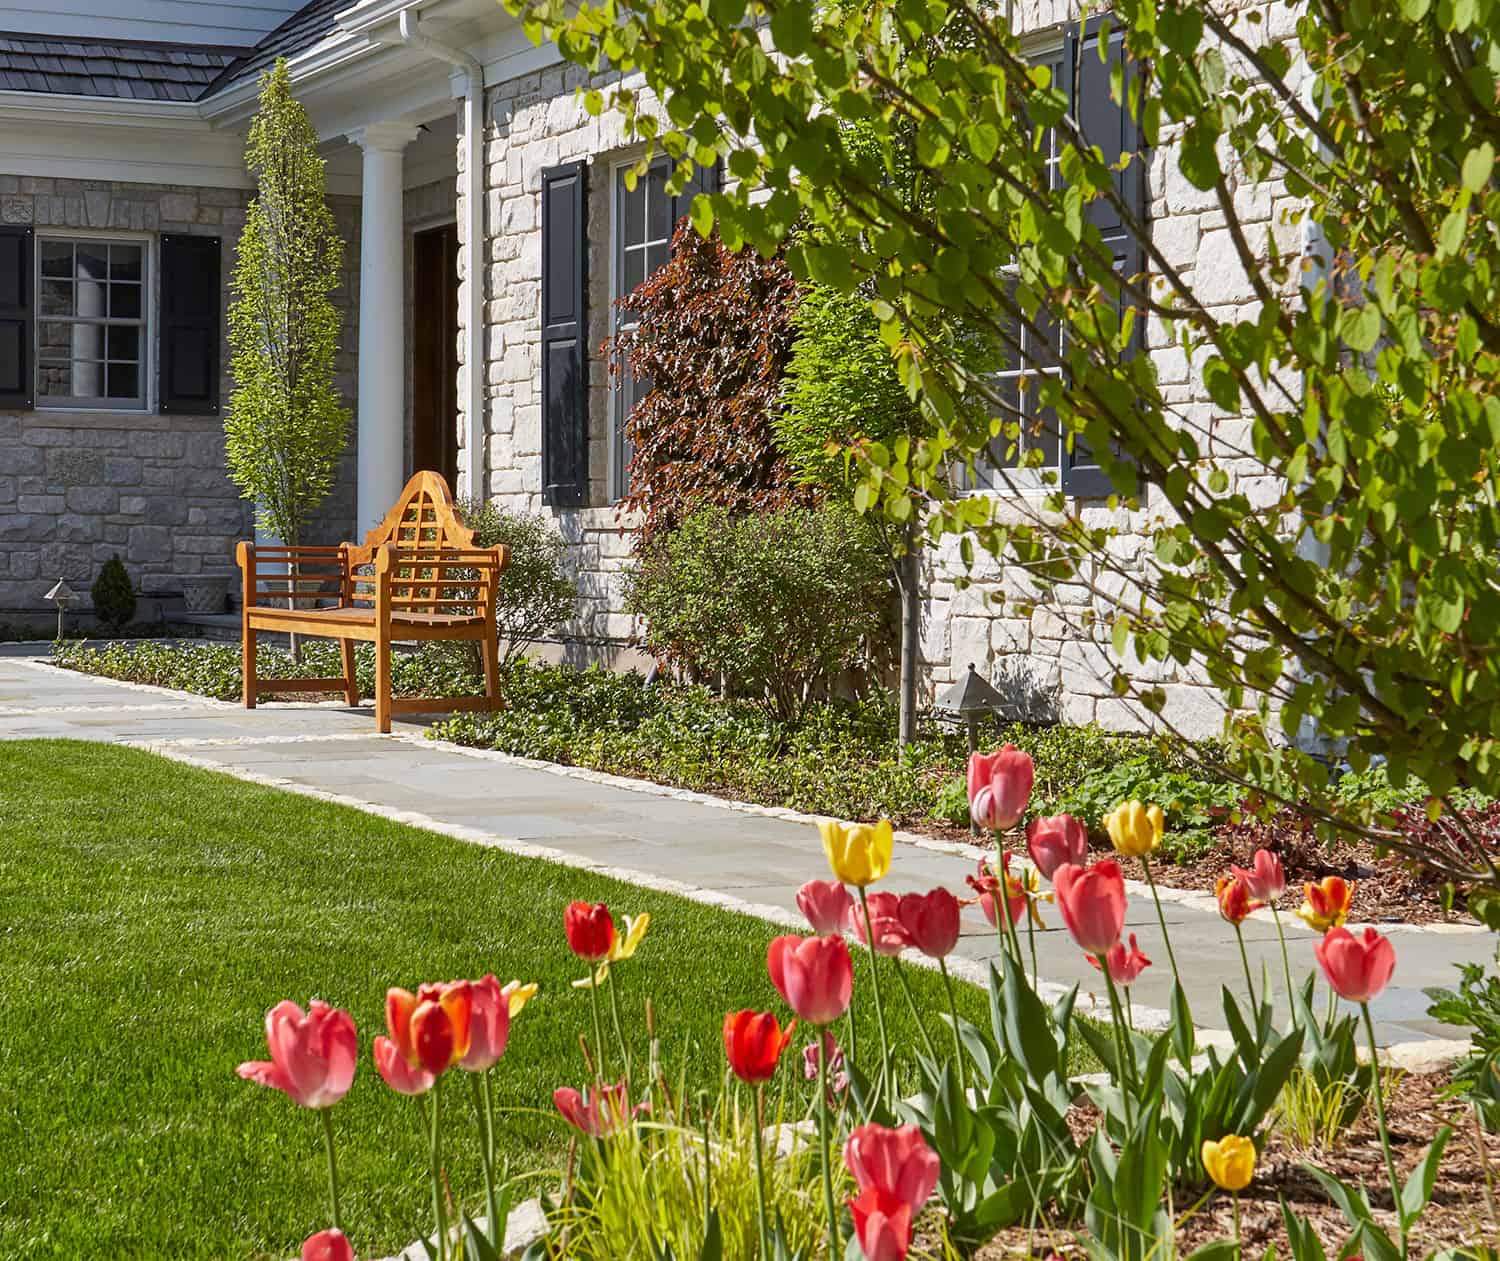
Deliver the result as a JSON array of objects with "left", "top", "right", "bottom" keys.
[
  {"left": 90, "top": 554, "right": 136, "bottom": 631},
  {"left": 455, "top": 499, "right": 577, "bottom": 668},
  {"left": 625, "top": 505, "right": 889, "bottom": 722}
]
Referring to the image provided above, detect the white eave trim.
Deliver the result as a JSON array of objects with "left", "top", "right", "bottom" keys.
[{"left": 0, "top": 90, "right": 211, "bottom": 130}]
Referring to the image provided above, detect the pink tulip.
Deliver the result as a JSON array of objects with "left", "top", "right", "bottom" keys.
[
  {"left": 373, "top": 1034, "right": 436, "bottom": 1095},
  {"left": 967, "top": 854, "right": 1025, "bottom": 927},
  {"left": 848, "top": 891, "right": 912, "bottom": 957},
  {"left": 237, "top": 1000, "right": 357, "bottom": 1110},
  {"left": 460, "top": 974, "right": 511, "bottom": 1072},
  {"left": 767, "top": 934, "right": 854, "bottom": 1025},
  {"left": 1315, "top": 925, "right": 1396, "bottom": 1004},
  {"left": 554, "top": 1081, "right": 641, "bottom": 1137},
  {"left": 1026, "top": 813, "right": 1088, "bottom": 880},
  {"left": 897, "top": 888, "right": 961, "bottom": 959},
  {"left": 848, "top": 1187, "right": 913, "bottom": 1261},
  {"left": 802, "top": 1030, "right": 849, "bottom": 1093},
  {"left": 1053, "top": 861, "right": 1127, "bottom": 956},
  {"left": 797, "top": 879, "right": 855, "bottom": 934},
  {"left": 967, "top": 744, "right": 1035, "bottom": 831},
  {"left": 844, "top": 1123, "right": 941, "bottom": 1217},
  {"left": 1232, "top": 848, "right": 1287, "bottom": 902},
  {"left": 1087, "top": 932, "right": 1151, "bottom": 986},
  {"left": 302, "top": 1229, "right": 355, "bottom": 1261}
]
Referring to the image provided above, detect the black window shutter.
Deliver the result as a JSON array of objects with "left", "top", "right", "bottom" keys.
[
  {"left": 0, "top": 226, "right": 33, "bottom": 409},
  {"left": 1061, "top": 19, "right": 1146, "bottom": 498},
  {"left": 159, "top": 234, "right": 221, "bottom": 414},
  {"left": 541, "top": 161, "right": 589, "bottom": 508}
]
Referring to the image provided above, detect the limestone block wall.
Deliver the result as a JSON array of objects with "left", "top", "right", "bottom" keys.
[{"left": 0, "top": 178, "right": 362, "bottom": 615}]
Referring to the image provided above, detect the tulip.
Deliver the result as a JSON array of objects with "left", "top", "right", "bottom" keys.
[
  {"left": 237, "top": 999, "right": 357, "bottom": 1110},
  {"left": 767, "top": 934, "right": 853, "bottom": 1025},
  {"left": 819, "top": 819, "right": 893, "bottom": 887},
  {"left": 1201, "top": 1134, "right": 1256, "bottom": 1192},
  {"left": 966, "top": 855, "right": 1027, "bottom": 928},
  {"left": 1315, "top": 925, "right": 1396, "bottom": 1004},
  {"left": 896, "top": 888, "right": 961, "bottom": 959},
  {"left": 460, "top": 974, "right": 511, "bottom": 1072},
  {"left": 847, "top": 891, "right": 911, "bottom": 957},
  {"left": 373, "top": 1034, "right": 435, "bottom": 1095},
  {"left": 844, "top": 1123, "right": 941, "bottom": 1217},
  {"left": 1105, "top": 800, "right": 1164, "bottom": 858},
  {"left": 1232, "top": 848, "right": 1286, "bottom": 901},
  {"left": 1298, "top": 875, "right": 1355, "bottom": 932},
  {"left": 847, "top": 1187, "right": 913, "bottom": 1261},
  {"left": 723, "top": 1009, "right": 797, "bottom": 1084},
  {"left": 802, "top": 1031, "right": 848, "bottom": 1093},
  {"left": 798, "top": 879, "right": 855, "bottom": 934},
  {"left": 1087, "top": 932, "right": 1151, "bottom": 986},
  {"left": 564, "top": 900, "right": 616, "bottom": 962},
  {"left": 501, "top": 979, "right": 538, "bottom": 1017},
  {"left": 1026, "top": 812, "right": 1088, "bottom": 880},
  {"left": 554, "top": 1081, "right": 641, "bottom": 1138},
  {"left": 967, "top": 744, "right": 1034, "bottom": 831},
  {"left": 302, "top": 1229, "right": 355, "bottom": 1261},
  {"left": 1216, "top": 873, "right": 1265, "bottom": 925},
  {"left": 1052, "top": 860, "right": 1126, "bottom": 955},
  {"left": 386, "top": 982, "right": 473, "bottom": 1076}
]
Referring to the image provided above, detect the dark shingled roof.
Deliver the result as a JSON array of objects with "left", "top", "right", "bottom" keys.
[
  {"left": 202, "top": 0, "right": 349, "bottom": 98},
  {"left": 0, "top": 32, "right": 249, "bottom": 101}
]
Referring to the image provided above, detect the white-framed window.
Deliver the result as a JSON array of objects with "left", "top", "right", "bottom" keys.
[{"left": 35, "top": 234, "right": 150, "bottom": 411}]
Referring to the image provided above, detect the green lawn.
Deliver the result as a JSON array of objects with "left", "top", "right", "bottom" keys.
[{"left": 0, "top": 739, "right": 998, "bottom": 1260}]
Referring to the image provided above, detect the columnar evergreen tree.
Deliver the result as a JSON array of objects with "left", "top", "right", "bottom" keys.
[{"left": 225, "top": 58, "right": 348, "bottom": 553}]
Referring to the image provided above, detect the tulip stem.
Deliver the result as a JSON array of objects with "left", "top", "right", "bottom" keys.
[
  {"left": 471, "top": 1073, "right": 499, "bottom": 1247},
  {"left": 587, "top": 976, "right": 607, "bottom": 1083},
  {"left": 319, "top": 1106, "right": 342, "bottom": 1235},
  {"left": 607, "top": 971, "right": 632, "bottom": 1090},
  {"left": 1233, "top": 922, "right": 1258, "bottom": 1014},
  {"left": 751, "top": 1083, "right": 772, "bottom": 1261},
  {"left": 817, "top": 1032, "right": 842, "bottom": 1257},
  {"left": 1231, "top": 1191, "right": 1242, "bottom": 1261},
  {"left": 1270, "top": 902, "right": 1295, "bottom": 1017},
  {"left": 429, "top": 1076, "right": 448, "bottom": 1261},
  {"left": 892, "top": 957, "right": 939, "bottom": 1062},
  {"left": 1360, "top": 1002, "right": 1404, "bottom": 1249},
  {"left": 1098, "top": 958, "right": 1136, "bottom": 1131},
  {"left": 939, "top": 957, "right": 968, "bottom": 1100},
  {"left": 1025, "top": 904, "right": 1039, "bottom": 989},
  {"left": 856, "top": 885, "right": 894, "bottom": 1105},
  {"left": 1139, "top": 856, "right": 1182, "bottom": 988}
]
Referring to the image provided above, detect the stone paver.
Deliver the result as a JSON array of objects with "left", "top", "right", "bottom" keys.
[{"left": 2, "top": 652, "right": 1492, "bottom": 1043}]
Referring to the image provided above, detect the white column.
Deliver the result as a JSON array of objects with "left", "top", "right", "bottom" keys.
[{"left": 350, "top": 122, "right": 420, "bottom": 535}]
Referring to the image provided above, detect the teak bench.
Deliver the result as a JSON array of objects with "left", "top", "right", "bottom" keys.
[{"left": 234, "top": 471, "right": 509, "bottom": 733}]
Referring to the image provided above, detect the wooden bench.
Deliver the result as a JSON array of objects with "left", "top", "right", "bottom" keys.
[{"left": 234, "top": 471, "right": 509, "bottom": 733}]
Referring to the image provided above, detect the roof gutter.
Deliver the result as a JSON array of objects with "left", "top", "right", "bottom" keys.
[{"left": 397, "top": 8, "right": 487, "bottom": 504}]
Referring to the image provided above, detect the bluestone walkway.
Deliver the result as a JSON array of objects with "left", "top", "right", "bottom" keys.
[{"left": 1, "top": 647, "right": 1490, "bottom": 1045}]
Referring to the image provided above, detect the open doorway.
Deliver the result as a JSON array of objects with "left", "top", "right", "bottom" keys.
[{"left": 411, "top": 221, "right": 459, "bottom": 489}]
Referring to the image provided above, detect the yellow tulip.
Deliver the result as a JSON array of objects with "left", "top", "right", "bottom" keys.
[
  {"left": 819, "top": 819, "right": 893, "bottom": 888},
  {"left": 1201, "top": 1135, "right": 1256, "bottom": 1192},
  {"left": 502, "top": 980, "right": 538, "bottom": 1018},
  {"left": 609, "top": 912, "right": 651, "bottom": 963},
  {"left": 1105, "top": 800, "right": 1164, "bottom": 859}
]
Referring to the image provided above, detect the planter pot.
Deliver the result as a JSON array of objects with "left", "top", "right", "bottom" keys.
[{"left": 181, "top": 576, "right": 230, "bottom": 615}]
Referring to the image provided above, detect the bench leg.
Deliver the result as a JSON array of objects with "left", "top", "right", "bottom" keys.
[
  {"left": 482, "top": 628, "right": 502, "bottom": 710},
  {"left": 375, "top": 636, "right": 392, "bottom": 734},
  {"left": 340, "top": 638, "right": 359, "bottom": 707},
  {"left": 242, "top": 623, "right": 257, "bottom": 709}
]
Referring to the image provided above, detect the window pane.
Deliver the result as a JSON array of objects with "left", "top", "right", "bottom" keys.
[
  {"left": 37, "top": 361, "right": 73, "bottom": 397},
  {"left": 70, "top": 323, "right": 106, "bottom": 360},
  {"left": 646, "top": 168, "right": 672, "bottom": 242},
  {"left": 106, "top": 362, "right": 139, "bottom": 400},
  {"left": 646, "top": 241, "right": 670, "bottom": 277},
  {"left": 106, "top": 325, "right": 139, "bottom": 361},
  {"left": 109, "top": 245, "right": 142, "bottom": 281},
  {"left": 40, "top": 280, "right": 73, "bottom": 317},
  {"left": 621, "top": 175, "right": 644, "bottom": 247},
  {"left": 40, "top": 241, "right": 73, "bottom": 278},
  {"left": 110, "top": 283, "right": 141, "bottom": 320},
  {"left": 76, "top": 242, "right": 108, "bottom": 281},
  {"left": 622, "top": 248, "right": 645, "bottom": 296},
  {"left": 37, "top": 321, "right": 72, "bottom": 357}
]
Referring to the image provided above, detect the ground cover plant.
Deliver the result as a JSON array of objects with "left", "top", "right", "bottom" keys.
[{"left": 0, "top": 739, "right": 988, "bottom": 1260}]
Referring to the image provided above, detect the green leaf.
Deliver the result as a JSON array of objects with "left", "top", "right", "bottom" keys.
[
  {"left": 1399, "top": 1126, "right": 1452, "bottom": 1227},
  {"left": 768, "top": 3, "right": 812, "bottom": 54},
  {"left": 1462, "top": 142, "right": 1495, "bottom": 193},
  {"left": 1437, "top": 207, "right": 1467, "bottom": 257},
  {"left": 1341, "top": 304, "right": 1382, "bottom": 354}
]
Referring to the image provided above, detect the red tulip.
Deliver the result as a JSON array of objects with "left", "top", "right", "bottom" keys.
[
  {"left": 844, "top": 1123, "right": 941, "bottom": 1217},
  {"left": 767, "top": 934, "right": 854, "bottom": 1025},
  {"left": 967, "top": 744, "right": 1035, "bottom": 831},
  {"left": 848, "top": 1187, "right": 913, "bottom": 1261},
  {"left": 385, "top": 981, "right": 473, "bottom": 1076},
  {"left": 723, "top": 1009, "right": 797, "bottom": 1083},
  {"left": 565, "top": 901, "right": 617, "bottom": 962},
  {"left": 897, "top": 888, "right": 961, "bottom": 959},
  {"left": 1216, "top": 872, "right": 1266, "bottom": 925},
  {"left": 1053, "top": 860, "right": 1126, "bottom": 955},
  {"left": 237, "top": 1000, "right": 357, "bottom": 1110},
  {"left": 797, "top": 879, "right": 855, "bottom": 934},
  {"left": 1026, "top": 813, "right": 1088, "bottom": 880},
  {"left": 848, "top": 891, "right": 912, "bottom": 957},
  {"left": 373, "top": 1034, "right": 435, "bottom": 1095},
  {"left": 967, "top": 854, "right": 1026, "bottom": 927},
  {"left": 554, "top": 1081, "right": 641, "bottom": 1137},
  {"left": 1232, "top": 848, "right": 1286, "bottom": 902},
  {"left": 1299, "top": 875, "right": 1356, "bottom": 932},
  {"left": 302, "top": 1228, "right": 355, "bottom": 1261},
  {"left": 460, "top": 974, "right": 511, "bottom": 1072},
  {"left": 1315, "top": 926, "right": 1396, "bottom": 1003},
  {"left": 1087, "top": 932, "right": 1151, "bottom": 986}
]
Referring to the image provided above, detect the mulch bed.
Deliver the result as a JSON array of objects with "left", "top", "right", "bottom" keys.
[{"left": 967, "top": 1070, "right": 1498, "bottom": 1257}]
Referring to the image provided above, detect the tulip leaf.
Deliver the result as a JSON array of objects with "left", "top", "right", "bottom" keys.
[
  {"left": 461, "top": 1213, "right": 504, "bottom": 1261},
  {"left": 1171, "top": 981, "right": 1196, "bottom": 1065},
  {"left": 698, "top": 1207, "right": 723, "bottom": 1261},
  {"left": 1281, "top": 1194, "right": 1328, "bottom": 1261},
  {"left": 1399, "top": 1126, "right": 1452, "bottom": 1228},
  {"left": 1186, "top": 1243, "right": 1240, "bottom": 1261}
]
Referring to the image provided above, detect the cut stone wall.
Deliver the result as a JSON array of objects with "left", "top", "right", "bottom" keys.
[{"left": 0, "top": 178, "right": 362, "bottom": 614}]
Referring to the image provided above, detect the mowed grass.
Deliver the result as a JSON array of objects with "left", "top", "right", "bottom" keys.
[{"left": 0, "top": 739, "right": 998, "bottom": 1260}]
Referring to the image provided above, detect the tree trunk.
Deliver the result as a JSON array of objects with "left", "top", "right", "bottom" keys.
[{"left": 897, "top": 521, "right": 922, "bottom": 748}]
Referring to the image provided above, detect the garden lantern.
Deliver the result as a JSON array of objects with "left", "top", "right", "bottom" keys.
[
  {"left": 933, "top": 664, "right": 1007, "bottom": 836},
  {"left": 44, "top": 579, "right": 75, "bottom": 641}
]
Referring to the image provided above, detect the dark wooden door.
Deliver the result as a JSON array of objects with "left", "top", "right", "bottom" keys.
[{"left": 412, "top": 222, "right": 459, "bottom": 489}]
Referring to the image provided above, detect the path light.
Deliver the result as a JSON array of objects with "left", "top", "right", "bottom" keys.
[
  {"left": 932, "top": 664, "right": 1007, "bottom": 836},
  {"left": 44, "top": 579, "right": 75, "bottom": 641}
]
